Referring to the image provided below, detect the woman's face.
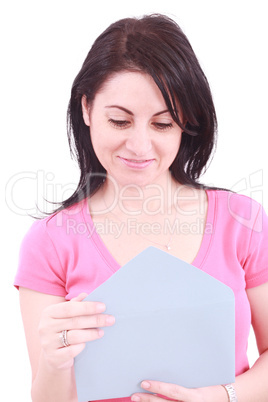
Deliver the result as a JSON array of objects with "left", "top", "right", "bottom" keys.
[{"left": 82, "top": 71, "right": 183, "bottom": 188}]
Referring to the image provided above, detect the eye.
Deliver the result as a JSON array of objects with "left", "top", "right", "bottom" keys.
[
  {"left": 108, "top": 119, "right": 131, "bottom": 129},
  {"left": 152, "top": 122, "right": 173, "bottom": 131}
]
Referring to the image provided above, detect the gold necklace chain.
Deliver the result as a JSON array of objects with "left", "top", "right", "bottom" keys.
[{"left": 102, "top": 195, "right": 179, "bottom": 252}]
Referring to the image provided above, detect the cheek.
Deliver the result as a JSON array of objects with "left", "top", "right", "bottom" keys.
[
  {"left": 164, "top": 133, "right": 182, "bottom": 163},
  {"left": 89, "top": 126, "right": 118, "bottom": 163},
  {"left": 89, "top": 127, "right": 104, "bottom": 159},
  {"left": 165, "top": 132, "right": 182, "bottom": 155}
]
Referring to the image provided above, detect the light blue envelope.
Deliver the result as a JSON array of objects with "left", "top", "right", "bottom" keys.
[{"left": 74, "top": 247, "right": 235, "bottom": 401}]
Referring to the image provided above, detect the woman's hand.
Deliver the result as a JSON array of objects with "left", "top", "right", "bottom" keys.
[
  {"left": 131, "top": 380, "right": 228, "bottom": 402},
  {"left": 38, "top": 292, "right": 115, "bottom": 371}
]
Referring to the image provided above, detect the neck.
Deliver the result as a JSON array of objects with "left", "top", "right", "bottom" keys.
[{"left": 99, "top": 173, "right": 182, "bottom": 217}]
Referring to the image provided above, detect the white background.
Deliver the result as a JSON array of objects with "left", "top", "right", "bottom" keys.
[{"left": 1, "top": 0, "right": 267, "bottom": 400}]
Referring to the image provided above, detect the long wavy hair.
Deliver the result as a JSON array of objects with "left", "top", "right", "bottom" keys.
[{"left": 58, "top": 14, "right": 218, "bottom": 211}]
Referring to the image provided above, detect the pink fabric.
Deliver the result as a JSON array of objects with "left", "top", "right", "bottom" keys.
[{"left": 14, "top": 190, "right": 268, "bottom": 397}]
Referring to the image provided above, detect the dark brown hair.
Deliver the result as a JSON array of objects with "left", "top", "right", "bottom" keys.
[{"left": 61, "top": 14, "right": 218, "bottom": 210}]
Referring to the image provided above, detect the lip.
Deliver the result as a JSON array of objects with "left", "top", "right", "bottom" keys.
[{"left": 118, "top": 156, "right": 155, "bottom": 169}]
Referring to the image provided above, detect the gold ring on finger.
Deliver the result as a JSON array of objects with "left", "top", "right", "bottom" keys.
[{"left": 59, "top": 329, "right": 70, "bottom": 347}]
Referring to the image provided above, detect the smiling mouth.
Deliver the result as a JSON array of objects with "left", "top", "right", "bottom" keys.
[
  {"left": 128, "top": 159, "right": 150, "bottom": 163},
  {"left": 118, "top": 157, "right": 155, "bottom": 169}
]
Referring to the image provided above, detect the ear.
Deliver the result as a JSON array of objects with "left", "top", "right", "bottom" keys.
[{"left": 81, "top": 95, "right": 90, "bottom": 126}]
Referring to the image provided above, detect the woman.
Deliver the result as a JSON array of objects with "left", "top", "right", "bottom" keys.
[{"left": 15, "top": 14, "right": 268, "bottom": 402}]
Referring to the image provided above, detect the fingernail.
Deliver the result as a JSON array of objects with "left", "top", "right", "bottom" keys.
[
  {"left": 106, "top": 315, "right": 115, "bottom": 325},
  {"left": 96, "top": 303, "right": 106, "bottom": 312},
  {"left": 141, "top": 381, "right": 150, "bottom": 389},
  {"left": 98, "top": 329, "right": 104, "bottom": 337},
  {"left": 131, "top": 396, "right": 140, "bottom": 402}
]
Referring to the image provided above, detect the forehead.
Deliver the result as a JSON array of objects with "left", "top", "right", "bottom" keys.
[{"left": 91, "top": 71, "right": 168, "bottom": 111}]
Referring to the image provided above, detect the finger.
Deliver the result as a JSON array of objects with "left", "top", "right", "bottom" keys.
[
  {"left": 57, "top": 313, "right": 115, "bottom": 332},
  {"left": 131, "top": 393, "right": 174, "bottom": 402},
  {"left": 71, "top": 293, "right": 89, "bottom": 302},
  {"left": 44, "top": 327, "right": 104, "bottom": 351},
  {"left": 138, "top": 381, "right": 189, "bottom": 401},
  {"left": 55, "top": 342, "right": 86, "bottom": 369},
  {"left": 58, "top": 328, "right": 105, "bottom": 347},
  {"left": 48, "top": 300, "right": 106, "bottom": 319}
]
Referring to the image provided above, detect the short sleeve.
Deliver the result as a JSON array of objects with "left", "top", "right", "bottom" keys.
[
  {"left": 14, "top": 219, "right": 67, "bottom": 296},
  {"left": 244, "top": 204, "right": 268, "bottom": 288}
]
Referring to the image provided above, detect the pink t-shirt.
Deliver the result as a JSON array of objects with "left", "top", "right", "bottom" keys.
[{"left": 14, "top": 190, "right": 268, "bottom": 399}]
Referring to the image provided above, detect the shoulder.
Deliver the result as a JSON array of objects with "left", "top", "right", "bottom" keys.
[
  {"left": 210, "top": 189, "right": 260, "bottom": 206},
  {"left": 209, "top": 190, "right": 263, "bottom": 230},
  {"left": 23, "top": 199, "right": 88, "bottom": 245},
  {"left": 46, "top": 199, "right": 86, "bottom": 224}
]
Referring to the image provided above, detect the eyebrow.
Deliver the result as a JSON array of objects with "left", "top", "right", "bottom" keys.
[{"left": 105, "top": 105, "right": 170, "bottom": 117}]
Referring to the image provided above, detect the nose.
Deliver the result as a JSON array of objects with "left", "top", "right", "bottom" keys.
[{"left": 125, "top": 126, "right": 152, "bottom": 156}]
